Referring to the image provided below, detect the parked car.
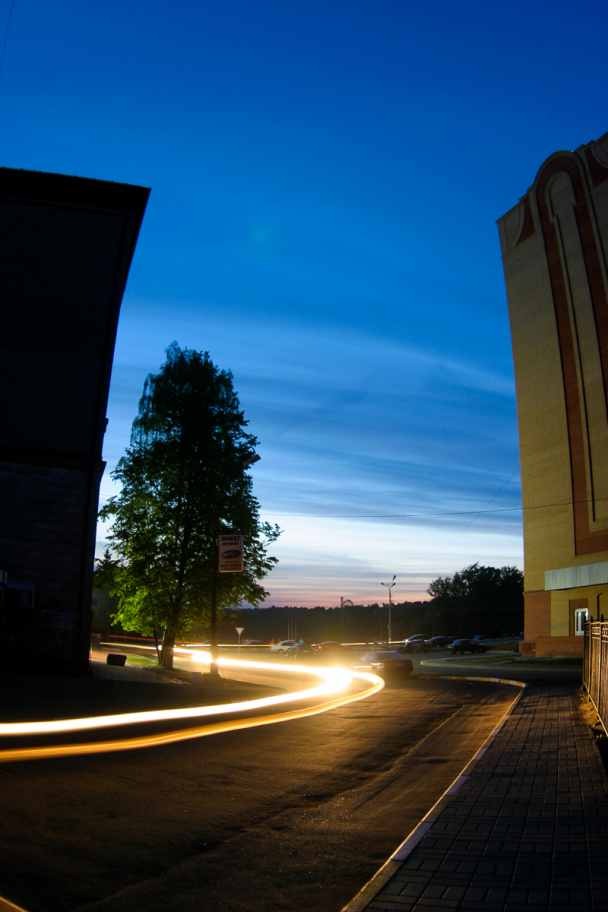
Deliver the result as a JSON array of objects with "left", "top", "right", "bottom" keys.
[
  {"left": 268, "top": 640, "right": 298, "bottom": 653},
  {"left": 315, "top": 641, "right": 351, "bottom": 653},
  {"left": 352, "top": 651, "right": 413, "bottom": 679},
  {"left": 473, "top": 634, "right": 492, "bottom": 641},
  {"left": 398, "top": 635, "right": 431, "bottom": 654},
  {"left": 286, "top": 644, "right": 316, "bottom": 659},
  {"left": 450, "top": 638, "right": 487, "bottom": 655},
  {"left": 427, "top": 636, "right": 455, "bottom": 649}
]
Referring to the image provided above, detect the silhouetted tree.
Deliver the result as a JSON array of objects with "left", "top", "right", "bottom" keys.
[
  {"left": 427, "top": 563, "right": 523, "bottom": 636},
  {"left": 97, "top": 343, "right": 280, "bottom": 667}
]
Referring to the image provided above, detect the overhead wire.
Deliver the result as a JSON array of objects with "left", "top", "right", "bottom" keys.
[
  {"left": 11, "top": 460, "right": 606, "bottom": 522},
  {"left": 12, "top": 460, "right": 601, "bottom": 521},
  {"left": 0, "top": 0, "right": 15, "bottom": 83},
  {"left": 391, "top": 467, "right": 522, "bottom": 590}
]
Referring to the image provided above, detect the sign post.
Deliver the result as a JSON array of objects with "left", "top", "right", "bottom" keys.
[
  {"left": 219, "top": 535, "right": 243, "bottom": 572},
  {"left": 235, "top": 626, "right": 244, "bottom": 650}
]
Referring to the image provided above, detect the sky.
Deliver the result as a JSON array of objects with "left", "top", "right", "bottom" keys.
[{"left": 1, "top": 0, "right": 606, "bottom": 606}]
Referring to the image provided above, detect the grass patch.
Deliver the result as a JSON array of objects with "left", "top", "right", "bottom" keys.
[{"left": 126, "top": 656, "right": 156, "bottom": 665}]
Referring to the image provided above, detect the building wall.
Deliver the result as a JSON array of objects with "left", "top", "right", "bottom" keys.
[
  {"left": 0, "top": 457, "right": 103, "bottom": 665},
  {"left": 0, "top": 169, "right": 149, "bottom": 674},
  {"left": 498, "top": 131, "right": 608, "bottom": 654}
]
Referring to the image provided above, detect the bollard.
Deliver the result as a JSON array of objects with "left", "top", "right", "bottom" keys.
[{"left": 192, "top": 671, "right": 202, "bottom": 685}]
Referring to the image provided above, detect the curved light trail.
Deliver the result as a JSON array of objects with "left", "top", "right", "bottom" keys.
[{"left": 0, "top": 654, "right": 383, "bottom": 763}]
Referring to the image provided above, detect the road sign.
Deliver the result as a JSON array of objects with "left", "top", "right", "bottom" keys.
[
  {"left": 219, "top": 534, "right": 243, "bottom": 572},
  {"left": 235, "top": 626, "right": 245, "bottom": 649}
]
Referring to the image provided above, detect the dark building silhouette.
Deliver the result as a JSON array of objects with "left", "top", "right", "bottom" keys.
[{"left": 0, "top": 168, "right": 149, "bottom": 674}]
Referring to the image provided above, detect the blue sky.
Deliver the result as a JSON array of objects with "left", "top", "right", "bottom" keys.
[{"left": 2, "top": 0, "right": 606, "bottom": 605}]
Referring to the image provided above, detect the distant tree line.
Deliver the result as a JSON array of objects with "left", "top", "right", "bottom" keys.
[
  {"left": 228, "top": 564, "right": 523, "bottom": 643},
  {"left": 425, "top": 563, "right": 523, "bottom": 638},
  {"left": 94, "top": 563, "right": 523, "bottom": 644}
]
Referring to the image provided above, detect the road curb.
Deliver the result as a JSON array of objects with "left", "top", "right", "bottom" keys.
[
  {"left": 341, "top": 674, "right": 527, "bottom": 912},
  {"left": 0, "top": 896, "right": 29, "bottom": 911}
]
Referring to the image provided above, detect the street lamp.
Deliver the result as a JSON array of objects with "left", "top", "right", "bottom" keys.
[
  {"left": 381, "top": 575, "right": 396, "bottom": 644},
  {"left": 209, "top": 454, "right": 261, "bottom": 676}
]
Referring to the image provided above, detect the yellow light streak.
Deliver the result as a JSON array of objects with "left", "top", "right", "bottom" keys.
[
  {"left": 0, "top": 654, "right": 383, "bottom": 762},
  {"left": 0, "top": 654, "right": 355, "bottom": 736},
  {"left": 0, "top": 676, "right": 382, "bottom": 764}
]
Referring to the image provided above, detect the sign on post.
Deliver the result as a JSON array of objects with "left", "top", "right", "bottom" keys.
[{"left": 219, "top": 534, "right": 243, "bottom": 572}]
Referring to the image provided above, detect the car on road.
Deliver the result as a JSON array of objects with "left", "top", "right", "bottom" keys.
[
  {"left": 352, "top": 651, "right": 413, "bottom": 679},
  {"left": 315, "top": 641, "right": 351, "bottom": 653},
  {"left": 268, "top": 640, "right": 298, "bottom": 653},
  {"left": 286, "top": 644, "right": 316, "bottom": 659},
  {"left": 398, "top": 635, "right": 431, "bottom": 654},
  {"left": 427, "top": 636, "right": 455, "bottom": 649},
  {"left": 450, "top": 638, "right": 488, "bottom": 655}
]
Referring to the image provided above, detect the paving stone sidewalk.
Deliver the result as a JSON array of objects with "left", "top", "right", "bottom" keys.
[{"left": 362, "top": 685, "right": 608, "bottom": 912}]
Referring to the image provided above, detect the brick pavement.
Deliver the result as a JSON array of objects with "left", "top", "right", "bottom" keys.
[{"left": 356, "top": 685, "right": 608, "bottom": 912}]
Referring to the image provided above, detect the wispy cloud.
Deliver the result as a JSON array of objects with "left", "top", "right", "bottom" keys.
[{"left": 99, "top": 307, "right": 521, "bottom": 604}]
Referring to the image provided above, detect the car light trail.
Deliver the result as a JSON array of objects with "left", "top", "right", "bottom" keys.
[
  {"left": 0, "top": 654, "right": 353, "bottom": 735},
  {"left": 0, "top": 655, "right": 383, "bottom": 763}
]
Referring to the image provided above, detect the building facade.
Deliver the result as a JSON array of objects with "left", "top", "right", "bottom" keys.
[
  {"left": 0, "top": 168, "right": 149, "bottom": 674},
  {"left": 498, "top": 130, "right": 608, "bottom": 656}
]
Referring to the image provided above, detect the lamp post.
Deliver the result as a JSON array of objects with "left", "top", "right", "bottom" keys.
[
  {"left": 381, "top": 575, "right": 396, "bottom": 644},
  {"left": 209, "top": 453, "right": 260, "bottom": 676}
]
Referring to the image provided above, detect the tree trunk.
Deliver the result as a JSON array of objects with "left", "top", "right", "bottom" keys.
[
  {"left": 161, "top": 629, "right": 176, "bottom": 669},
  {"left": 209, "top": 498, "right": 219, "bottom": 676}
]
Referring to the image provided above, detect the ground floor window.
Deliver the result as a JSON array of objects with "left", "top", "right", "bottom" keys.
[{"left": 574, "top": 608, "right": 589, "bottom": 635}]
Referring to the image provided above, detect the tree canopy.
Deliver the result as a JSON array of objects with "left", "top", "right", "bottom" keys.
[
  {"left": 97, "top": 343, "right": 281, "bottom": 664},
  {"left": 426, "top": 563, "right": 523, "bottom": 637}
]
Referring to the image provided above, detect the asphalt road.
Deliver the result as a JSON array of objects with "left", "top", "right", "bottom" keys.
[{"left": 0, "top": 673, "right": 518, "bottom": 912}]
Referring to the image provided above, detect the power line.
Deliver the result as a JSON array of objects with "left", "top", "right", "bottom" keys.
[
  {"left": 262, "top": 507, "right": 523, "bottom": 518},
  {"left": 0, "top": 0, "right": 15, "bottom": 84},
  {"left": 12, "top": 468, "right": 608, "bottom": 522},
  {"left": 12, "top": 459, "right": 608, "bottom": 528},
  {"left": 395, "top": 467, "right": 521, "bottom": 588},
  {"left": 260, "top": 499, "right": 607, "bottom": 518}
]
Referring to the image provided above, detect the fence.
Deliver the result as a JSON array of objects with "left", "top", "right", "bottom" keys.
[{"left": 583, "top": 621, "right": 608, "bottom": 730}]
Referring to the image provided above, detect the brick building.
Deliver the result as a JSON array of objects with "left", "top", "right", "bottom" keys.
[
  {"left": 0, "top": 168, "right": 149, "bottom": 674},
  {"left": 498, "top": 130, "right": 608, "bottom": 657}
]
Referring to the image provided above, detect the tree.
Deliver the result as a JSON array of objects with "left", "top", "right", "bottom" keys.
[
  {"left": 427, "top": 563, "right": 523, "bottom": 636},
  {"left": 97, "top": 343, "right": 281, "bottom": 667},
  {"left": 91, "top": 582, "right": 122, "bottom": 638}
]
